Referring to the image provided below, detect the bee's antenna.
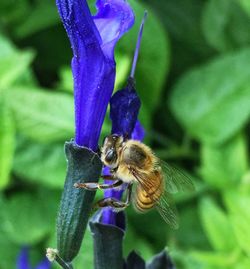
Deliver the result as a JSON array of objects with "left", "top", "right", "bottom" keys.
[{"left": 130, "top": 11, "right": 148, "bottom": 79}]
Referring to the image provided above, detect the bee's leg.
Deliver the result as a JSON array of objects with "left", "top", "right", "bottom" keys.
[
  {"left": 77, "top": 175, "right": 116, "bottom": 185},
  {"left": 94, "top": 183, "right": 133, "bottom": 210},
  {"left": 125, "top": 183, "right": 133, "bottom": 204},
  {"left": 74, "top": 179, "right": 123, "bottom": 190},
  {"left": 95, "top": 198, "right": 127, "bottom": 211}
]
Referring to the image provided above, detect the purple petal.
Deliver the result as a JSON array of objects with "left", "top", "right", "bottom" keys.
[
  {"left": 109, "top": 14, "right": 146, "bottom": 138},
  {"left": 56, "top": 0, "right": 109, "bottom": 149},
  {"left": 101, "top": 12, "right": 148, "bottom": 226},
  {"left": 56, "top": 0, "right": 134, "bottom": 150},
  {"left": 72, "top": 54, "right": 115, "bottom": 149},
  {"left": 110, "top": 78, "right": 141, "bottom": 137},
  {"left": 17, "top": 248, "right": 31, "bottom": 269},
  {"left": 102, "top": 167, "right": 124, "bottom": 226},
  {"left": 93, "top": 0, "right": 135, "bottom": 60},
  {"left": 131, "top": 120, "right": 145, "bottom": 141},
  {"left": 56, "top": 0, "right": 102, "bottom": 58},
  {"left": 102, "top": 195, "right": 123, "bottom": 226},
  {"left": 35, "top": 259, "right": 51, "bottom": 269}
]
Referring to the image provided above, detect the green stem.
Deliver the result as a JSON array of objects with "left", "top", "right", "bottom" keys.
[{"left": 55, "top": 254, "right": 74, "bottom": 269}]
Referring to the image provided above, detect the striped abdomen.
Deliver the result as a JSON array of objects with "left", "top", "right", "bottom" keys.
[{"left": 134, "top": 170, "right": 164, "bottom": 212}]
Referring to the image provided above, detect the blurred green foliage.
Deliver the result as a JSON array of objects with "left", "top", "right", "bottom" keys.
[{"left": 0, "top": 0, "right": 250, "bottom": 268}]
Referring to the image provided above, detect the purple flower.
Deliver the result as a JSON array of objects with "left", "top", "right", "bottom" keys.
[
  {"left": 17, "top": 248, "right": 51, "bottom": 269},
  {"left": 110, "top": 78, "right": 141, "bottom": 137},
  {"left": 102, "top": 12, "right": 147, "bottom": 226},
  {"left": 56, "top": 0, "right": 134, "bottom": 150}
]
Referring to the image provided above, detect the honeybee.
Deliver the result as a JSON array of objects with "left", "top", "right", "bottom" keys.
[{"left": 75, "top": 134, "right": 194, "bottom": 228}]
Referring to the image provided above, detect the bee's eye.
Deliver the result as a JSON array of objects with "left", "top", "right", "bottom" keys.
[{"left": 105, "top": 150, "right": 117, "bottom": 163}]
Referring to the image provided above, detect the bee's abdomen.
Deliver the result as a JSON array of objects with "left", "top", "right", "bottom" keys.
[{"left": 134, "top": 171, "right": 163, "bottom": 212}]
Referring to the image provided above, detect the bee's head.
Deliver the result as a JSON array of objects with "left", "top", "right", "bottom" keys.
[{"left": 101, "top": 134, "right": 124, "bottom": 168}]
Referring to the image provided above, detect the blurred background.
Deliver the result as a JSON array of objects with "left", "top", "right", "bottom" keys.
[{"left": 1, "top": 0, "right": 250, "bottom": 268}]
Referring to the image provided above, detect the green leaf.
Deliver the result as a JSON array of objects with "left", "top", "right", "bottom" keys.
[
  {"left": 114, "top": 52, "right": 131, "bottom": 90},
  {"left": 239, "top": 0, "right": 250, "bottom": 16},
  {"left": 145, "top": 0, "right": 208, "bottom": 54},
  {"left": 1, "top": 190, "right": 60, "bottom": 244},
  {"left": 0, "top": 0, "right": 30, "bottom": 24},
  {"left": 0, "top": 237, "right": 19, "bottom": 269},
  {"left": 0, "top": 34, "right": 16, "bottom": 56},
  {"left": 171, "top": 249, "right": 213, "bottom": 269},
  {"left": 0, "top": 197, "right": 20, "bottom": 268},
  {"left": 202, "top": 0, "right": 250, "bottom": 52},
  {"left": 0, "top": 50, "right": 34, "bottom": 89},
  {"left": 171, "top": 205, "right": 209, "bottom": 250},
  {"left": 144, "top": 0, "right": 214, "bottom": 80},
  {"left": 190, "top": 249, "right": 240, "bottom": 268},
  {"left": 13, "top": 137, "right": 66, "bottom": 189},
  {"left": 0, "top": 35, "right": 34, "bottom": 90},
  {"left": 200, "top": 133, "right": 248, "bottom": 189},
  {"left": 170, "top": 48, "right": 250, "bottom": 145},
  {"left": 199, "top": 197, "right": 237, "bottom": 251},
  {"left": 6, "top": 87, "right": 74, "bottom": 142},
  {"left": 58, "top": 67, "right": 73, "bottom": 93},
  {"left": 12, "top": 69, "right": 38, "bottom": 87},
  {"left": 234, "top": 255, "right": 250, "bottom": 269},
  {"left": 0, "top": 95, "right": 15, "bottom": 189},
  {"left": 127, "top": 209, "right": 167, "bottom": 253},
  {"left": 202, "top": 0, "right": 232, "bottom": 51},
  {"left": 224, "top": 192, "right": 250, "bottom": 255},
  {"left": 14, "top": 0, "right": 59, "bottom": 38}
]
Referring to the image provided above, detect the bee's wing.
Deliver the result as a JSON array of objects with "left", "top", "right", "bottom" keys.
[
  {"left": 129, "top": 167, "right": 179, "bottom": 229},
  {"left": 160, "top": 161, "right": 195, "bottom": 194},
  {"left": 156, "top": 192, "right": 179, "bottom": 229}
]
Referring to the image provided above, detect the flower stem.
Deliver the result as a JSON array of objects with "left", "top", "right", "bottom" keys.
[{"left": 55, "top": 254, "right": 74, "bottom": 269}]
